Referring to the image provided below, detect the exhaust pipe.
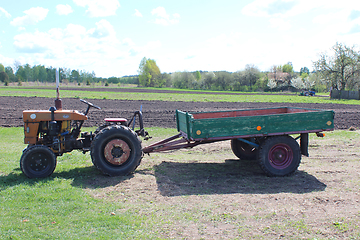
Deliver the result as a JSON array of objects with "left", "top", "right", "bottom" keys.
[{"left": 55, "top": 68, "right": 62, "bottom": 110}]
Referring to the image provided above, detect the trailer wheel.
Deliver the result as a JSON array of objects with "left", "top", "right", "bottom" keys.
[
  {"left": 20, "top": 145, "right": 57, "bottom": 178},
  {"left": 91, "top": 125, "right": 143, "bottom": 176},
  {"left": 257, "top": 136, "right": 301, "bottom": 177},
  {"left": 231, "top": 138, "right": 258, "bottom": 160}
]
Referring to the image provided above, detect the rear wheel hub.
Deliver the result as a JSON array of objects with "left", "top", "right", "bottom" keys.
[{"left": 104, "top": 139, "right": 131, "bottom": 165}]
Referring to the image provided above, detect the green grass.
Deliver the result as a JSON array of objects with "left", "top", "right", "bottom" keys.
[
  {"left": 0, "top": 127, "right": 156, "bottom": 239},
  {"left": 1, "top": 86, "right": 360, "bottom": 105}
]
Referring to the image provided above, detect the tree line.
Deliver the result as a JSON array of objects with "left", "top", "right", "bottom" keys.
[
  {"left": 137, "top": 57, "right": 323, "bottom": 92},
  {"left": 0, "top": 63, "right": 138, "bottom": 86},
  {"left": 2, "top": 42, "right": 360, "bottom": 92},
  {"left": 138, "top": 42, "right": 360, "bottom": 92}
]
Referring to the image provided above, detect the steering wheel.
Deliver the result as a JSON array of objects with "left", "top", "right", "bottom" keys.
[{"left": 80, "top": 99, "right": 101, "bottom": 110}]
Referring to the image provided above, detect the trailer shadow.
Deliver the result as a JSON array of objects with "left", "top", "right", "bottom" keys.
[{"left": 154, "top": 159, "right": 327, "bottom": 196}]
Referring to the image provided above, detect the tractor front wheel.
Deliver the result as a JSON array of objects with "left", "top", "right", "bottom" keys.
[
  {"left": 257, "top": 136, "right": 301, "bottom": 177},
  {"left": 91, "top": 125, "right": 143, "bottom": 176},
  {"left": 20, "top": 145, "right": 57, "bottom": 178}
]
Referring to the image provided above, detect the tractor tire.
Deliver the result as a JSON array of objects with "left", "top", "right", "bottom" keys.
[
  {"left": 231, "top": 138, "right": 258, "bottom": 160},
  {"left": 94, "top": 122, "right": 127, "bottom": 135},
  {"left": 257, "top": 136, "right": 301, "bottom": 177},
  {"left": 91, "top": 125, "right": 143, "bottom": 176},
  {"left": 20, "top": 145, "right": 57, "bottom": 178},
  {"left": 94, "top": 123, "right": 111, "bottom": 136}
]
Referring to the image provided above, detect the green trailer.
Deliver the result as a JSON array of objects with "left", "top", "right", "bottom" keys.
[{"left": 143, "top": 107, "right": 335, "bottom": 177}]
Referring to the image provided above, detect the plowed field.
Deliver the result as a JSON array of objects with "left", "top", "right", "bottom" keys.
[{"left": 1, "top": 95, "right": 359, "bottom": 130}]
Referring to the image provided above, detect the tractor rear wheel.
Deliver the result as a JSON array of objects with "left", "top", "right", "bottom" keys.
[
  {"left": 20, "top": 145, "right": 57, "bottom": 178},
  {"left": 91, "top": 125, "right": 143, "bottom": 176},
  {"left": 231, "top": 138, "right": 258, "bottom": 160},
  {"left": 257, "top": 136, "right": 301, "bottom": 177}
]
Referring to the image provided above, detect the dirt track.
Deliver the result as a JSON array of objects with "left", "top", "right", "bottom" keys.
[{"left": 1, "top": 96, "right": 360, "bottom": 130}]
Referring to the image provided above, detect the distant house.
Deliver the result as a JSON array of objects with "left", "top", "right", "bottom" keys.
[{"left": 268, "top": 72, "right": 291, "bottom": 85}]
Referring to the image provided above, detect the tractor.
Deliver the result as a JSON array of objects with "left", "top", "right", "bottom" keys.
[{"left": 21, "top": 98, "right": 150, "bottom": 178}]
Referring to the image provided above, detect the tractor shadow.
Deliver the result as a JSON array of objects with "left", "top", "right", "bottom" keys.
[
  {"left": 53, "top": 166, "right": 135, "bottom": 189},
  {"left": 0, "top": 166, "right": 133, "bottom": 190},
  {"left": 154, "top": 159, "right": 327, "bottom": 197}
]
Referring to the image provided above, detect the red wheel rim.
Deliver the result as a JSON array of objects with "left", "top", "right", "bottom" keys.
[
  {"left": 104, "top": 139, "right": 131, "bottom": 165},
  {"left": 268, "top": 143, "right": 293, "bottom": 169}
]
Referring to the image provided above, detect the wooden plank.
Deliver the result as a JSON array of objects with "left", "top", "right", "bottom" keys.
[{"left": 191, "top": 107, "right": 315, "bottom": 120}]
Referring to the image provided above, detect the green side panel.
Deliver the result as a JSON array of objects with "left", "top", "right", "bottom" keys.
[
  {"left": 265, "top": 111, "right": 334, "bottom": 134},
  {"left": 176, "top": 108, "right": 334, "bottom": 140},
  {"left": 176, "top": 110, "right": 192, "bottom": 137},
  {"left": 191, "top": 116, "right": 266, "bottom": 139}
]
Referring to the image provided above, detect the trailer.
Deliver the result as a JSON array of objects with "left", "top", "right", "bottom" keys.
[{"left": 143, "top": 107, "right": 335, "bottom": 177}]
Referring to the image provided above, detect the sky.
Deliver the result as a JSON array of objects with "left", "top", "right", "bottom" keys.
[{"left": 1, "top": 0, "right": 360, "bottom": 78}]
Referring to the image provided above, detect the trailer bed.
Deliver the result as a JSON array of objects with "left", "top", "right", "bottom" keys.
[
  {"left": 176, "top": 107, "right": 334, "bottom": 141},
  {"left": 143, "top": 107, "right": 335, "bottom": 177}
]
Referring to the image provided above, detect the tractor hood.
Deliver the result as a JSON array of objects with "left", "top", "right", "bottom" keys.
[{"left": 23, "top": 110, "right": 87, "bottom": 122}]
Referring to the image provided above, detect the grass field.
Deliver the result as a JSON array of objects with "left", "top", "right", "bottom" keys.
[
  {"left": 0, "top": 127, "right": 155, "bottom": 239},
  {"left": 1, "top": 86, "right": 360, "bottom": 105},
  {"left": 0, "top": 127, "right": 359, "bottom": 239}
]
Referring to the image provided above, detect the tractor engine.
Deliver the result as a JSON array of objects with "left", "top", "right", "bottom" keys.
[{"left": 23, "top": 106, "right": 91, "bottom": 156}]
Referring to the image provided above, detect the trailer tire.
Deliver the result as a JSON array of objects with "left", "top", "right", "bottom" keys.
[
  {"left": 257, "top": 136, "right": 301, "bottom": 177},
  {"left": 20, "top": 145, "right": 57, "bottom": 178},
  {"left": 91, "top": 125, "right": 143, "bottom": 176},
  {"left": 231, "top": 138, "right": 258, "bottom": 160}
]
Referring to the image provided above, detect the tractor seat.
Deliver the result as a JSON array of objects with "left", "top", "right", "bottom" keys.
[{"left": 104, "top": 118, "right": 127, "bottom": 123}]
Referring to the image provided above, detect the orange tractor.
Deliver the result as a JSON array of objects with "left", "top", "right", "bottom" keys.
[{"left": 21, "top": 97, "right": 149, "bottom": 178}]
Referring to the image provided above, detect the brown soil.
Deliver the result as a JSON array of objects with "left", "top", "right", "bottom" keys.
[{"left": 1, "top": 96, "right": 360, "bottom": 130}]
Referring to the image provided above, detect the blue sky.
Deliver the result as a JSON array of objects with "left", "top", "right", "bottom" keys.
[{"left": 0, "top": 0, "right": 360, "bottom": 78}]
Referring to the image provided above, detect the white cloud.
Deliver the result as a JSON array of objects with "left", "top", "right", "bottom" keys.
[
  {"left": 64, "top": 23, "right": 86, "bottom": 37},
  {"left": 145, "top": 41, "right": 162, "bottom": 50},
  {"left": 242, "top": 0, "right": 322, "bottom": 18},
  {"left": 88, "top": 19, "right": 116, "bottom": 38},
  {"left": 155, "top": 29, "right": 335, "bottom": 74},
  {"left": 152, "top": 7, "right": 168, "bottom": 19},
  {"left": 0, "top": 7, "right": 11, "bottom": 18},
  {"left": 13, "top": 21, "right": 118, "bottom": 56},
  {"left": 151, "top": 7, "right": 180, "bottom": 26},
  {"left": 241, "top": 0, "right": 360, "bottom": 33},
  {"left": 0, "top": 53, "right": 14, "bottom": 67},
  {"left": 10, "top": 7, "right": 48, "bottom": 27},
  {"left": 134, "top": 9, "right": 142, "bottom": 17},
  {"left": 122, "top": 38, "right": 135, "bottom": 46},
  {"left": 73, "top": 0, "right": 120, "bottom": 17},
  {"left": 313, "top": 10, "right": 346, "bottom": 25},
  {"left": 269, "top": 17, "right": 291, "bottom": 31},
  {"left": 243, "top": 0, "right": 360, "bottom": 18},
  {"left": 10, "top": 21, "right": 159, "bottom": 77},
  {"left": 241, "top": 0, "right": 298, "bottom": 30},
  {"left": 241, "top": 0, "right": 288, "bottom": 17},
  {"left": 56, "top": 4, "right": 73, "bottom": 16},
  {"left": 14, "top": 31, "right": 55, "bottom": 53}
]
